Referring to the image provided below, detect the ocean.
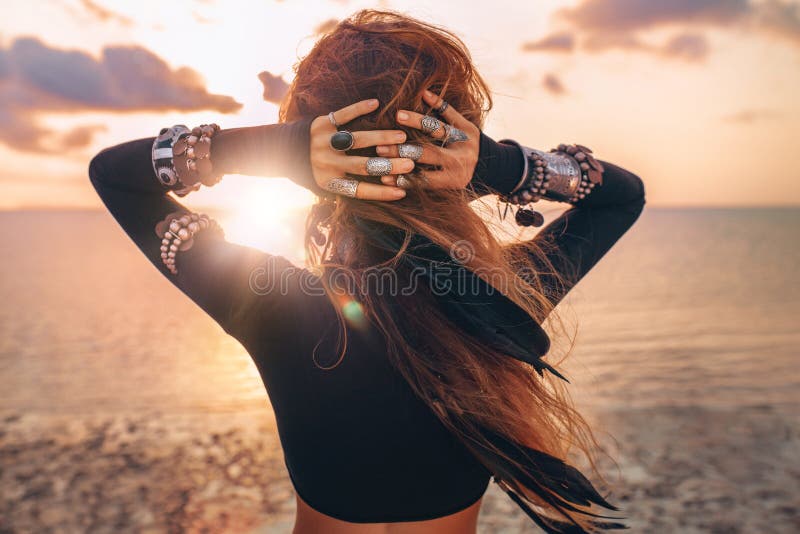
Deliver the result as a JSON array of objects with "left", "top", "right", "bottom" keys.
[{"left": 2, "top": 207, "right": 797, "bottom": 416}]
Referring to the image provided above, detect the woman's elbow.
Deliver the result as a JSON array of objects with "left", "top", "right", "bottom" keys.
[{"left": 87, "top": 146, "right": 114, "bottom": 187}]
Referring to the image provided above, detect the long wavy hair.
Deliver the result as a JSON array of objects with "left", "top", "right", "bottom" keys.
[{"left": 279, "top": 9, "right": 617, "bottom": 531}]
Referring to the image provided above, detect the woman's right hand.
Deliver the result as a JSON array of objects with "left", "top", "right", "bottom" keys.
[
  {"left": 309, "top": 99, "right": 415, "bottom": 201},
  {"left": 375, "top": 89, "right": 481, "bottom": 190}
]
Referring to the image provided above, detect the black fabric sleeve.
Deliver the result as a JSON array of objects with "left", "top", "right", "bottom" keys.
[
  {"left": 470, "top": 132, "right": 526, "bottom": 196},
  {"left": 88, "top": 122, "right": 314, "bottom": 346},
  {"left": 506, "top": 160, "right": 646, "bottom": 309}
]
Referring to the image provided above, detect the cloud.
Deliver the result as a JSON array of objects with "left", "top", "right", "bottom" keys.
[
  {"left": 314, "top": 18, "right": 339, "bottom": 35},
  {"left": 542, "top": 73, "right": 567, "bottom": 96},
  {"left": 258, "top": 71, "right": 290, "bottom": 104},
  {"left": 79, "top": 0, "right": 134, "bottom": 27},
  {"left": 754, "top": 0, "right": 800, "bottom": 44},
  {"left": 526, "top": 0, "right": 800, "bottom": 64},
  {"left": 582, "top": 32, "right": 648, "bottom": 52},
  {"left": 660, "top": 33, "right": 710, "bottom": 61},
  {"left": 557, "top": 0, "right": 750, "bottom": 32},
  {"left": 522, "top": 32, "right": 576, "bottom": 53},
  {"left": 722, "top": 108, "right": 780, "bottom": 124},
  {"left": 0, "top": 37, "right": 242, "bottom": 153}
]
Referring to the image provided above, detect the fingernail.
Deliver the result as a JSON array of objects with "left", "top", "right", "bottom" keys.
[
  {"left": 376, "top": 146, "right": 388, "bottom": 155},
  {"left": 424, "top": 89, "right": 434, "bottom": 97},
  {"left": 392, "top": 189, "right": 406, "bottom": 198},
  {"left": 397, "top": 111, "right": 409, "bottom": 121},
  {"left": 368, "top": 99, "right": 379, "bottom": 106},
  {"left": 394, "top": 133, "right": 406, "bottom": 142}
]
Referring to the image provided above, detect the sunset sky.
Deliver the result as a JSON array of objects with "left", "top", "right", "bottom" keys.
[{"left": 1, "top": 0, "right": 799, "bottom": 216}]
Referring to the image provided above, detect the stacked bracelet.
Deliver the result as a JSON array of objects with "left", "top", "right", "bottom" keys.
[
  {"left": 497, "top": 140, "right": 605, "bottom": 227},
  {"left": 151, "top": 123, "right": 223, "bottom": 197},
  {"left": 154, "top": 211, "right": 222, "bottom": 274}
]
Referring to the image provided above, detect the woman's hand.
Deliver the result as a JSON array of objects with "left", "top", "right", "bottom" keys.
[
  {"left": 309, "top": 99, "right": 414, "bottom": 201},
  {"left": 375, "top": 89, "right": 480, "bottom": 190}
]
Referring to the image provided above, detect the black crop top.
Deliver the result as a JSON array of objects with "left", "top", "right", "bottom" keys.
[{"left": 88, "top": 118, "right": 646, "bottom": 523}]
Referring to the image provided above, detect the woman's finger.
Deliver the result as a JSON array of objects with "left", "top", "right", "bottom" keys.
[
  {"left": 350, "top": 129, "right": 407, "bottom": 149},
  {"left": 329, "top": 99, "right": 380, "bottom": 127},
  {"left": 375, "top": 143, "right": 443, "bottom": 165},
  {"left": 395, "top": 110, "right": 448, "bottom": 140},
  {"left": 353, "top": 181, "right": 407, "bottom": 201},
  {"left": 339, "top": 156, "right": 415, "bottom": 176},
  {"left": 422, "top": 89, "right": 474, "bottom": 133},
  {"left": 321, "top": 177, "right": 406, "bottom": 201}
]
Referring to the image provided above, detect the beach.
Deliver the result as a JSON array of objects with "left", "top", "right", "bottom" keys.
[
  {"left": 1, "top": 208, "right": 798, "bottom": 533},
  {"left": 3, "top": 405, "right": 798, "bottom": 533}
]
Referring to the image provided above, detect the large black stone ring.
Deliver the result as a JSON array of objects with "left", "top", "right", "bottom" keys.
[
  {"left": 330, "top": 130, "right": 355, "bottom": 151},
  {"left": 365, "top": 157, "right": 393, "bottom": 176},
  {"left": 420, "top": 115, "right": 442, "bottom": 136}
]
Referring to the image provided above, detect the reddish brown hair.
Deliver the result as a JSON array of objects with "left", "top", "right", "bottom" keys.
[{"left": 279, "top": 9, "right": 614, "bottom": 530}]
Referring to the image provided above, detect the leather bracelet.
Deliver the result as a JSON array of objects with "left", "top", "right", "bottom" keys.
[
  {"left": 152, "top": 123, "right": 223, "bottom": 197},
  {"left": 152, "top": 125, "right": 191, "bottom": 188}
]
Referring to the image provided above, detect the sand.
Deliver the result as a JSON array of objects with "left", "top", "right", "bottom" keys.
[{"left": 1, "top": 405, "right": 798, "bottom": 533}]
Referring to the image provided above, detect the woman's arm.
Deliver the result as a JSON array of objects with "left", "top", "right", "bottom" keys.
[
  {"left": 88, "top": 120, "right": 316, "bottom": 346},
  {"left": 510, "top": 160, "right": 646, "bottom": 310},
  {"left": 90, "top": 100, "right": 413, "bottom": 346}
]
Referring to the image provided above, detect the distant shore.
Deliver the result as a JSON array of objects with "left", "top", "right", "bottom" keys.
[{"left": 2, "top": 405, "right": 797, "bottom": 533}]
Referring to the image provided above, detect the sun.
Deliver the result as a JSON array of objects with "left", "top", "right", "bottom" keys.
[{"left": 214, "top": 175, "right": 315, "bottom": 266}]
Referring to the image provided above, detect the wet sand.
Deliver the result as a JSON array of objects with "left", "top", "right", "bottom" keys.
[{"left": 2, "top": 405, "right": 797, "bottom": 533}]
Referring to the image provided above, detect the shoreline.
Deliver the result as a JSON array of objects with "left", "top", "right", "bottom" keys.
[{"left": 2, "top": 405, "right": 797, "bottom": 533}]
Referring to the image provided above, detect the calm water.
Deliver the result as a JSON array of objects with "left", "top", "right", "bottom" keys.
[{"left": 1, "top": 208, "right": 798, "bottom": 418}]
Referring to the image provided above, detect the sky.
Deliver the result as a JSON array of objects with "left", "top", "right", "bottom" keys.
[{"left": 1, "top": 0, "right": 799, "bottom": 217}]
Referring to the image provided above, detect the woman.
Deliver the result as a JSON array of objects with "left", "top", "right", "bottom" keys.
[{"left": 89, "top": 9, "right": 645, "bottom": 534}]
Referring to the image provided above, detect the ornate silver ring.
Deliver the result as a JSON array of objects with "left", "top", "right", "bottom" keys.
[
  {"left": 434, "top": 100, "right": 449, "bottom": 114},
  {"left": 324, "top": 177, "right": 359, "bottom": 197},
  {"left": 397, "top": 144, "right": 423, "bottom": 161},
  {"left": 396, "top": 175, "right": 412, "bottom": 189},
  {"left": 421, "top": 115, "right": 442, "bottom": 136},
  {"left": 365, "top": 157, "right": 393, "bottom": 176},
  {"left": 443, "top": 124, "right": 469, "bottom": 145}
]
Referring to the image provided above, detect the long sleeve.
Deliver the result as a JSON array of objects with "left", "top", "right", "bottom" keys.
[
  {"left": 88, "top": 120, "right": 315, "bottom": 346},
  {"left": 507, "top": 160, "right": 646, "bottom": 309}
]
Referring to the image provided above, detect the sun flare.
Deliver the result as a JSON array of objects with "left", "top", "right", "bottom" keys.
[{"left": 215, "top": 176, "right": 314, "bottom": 265}]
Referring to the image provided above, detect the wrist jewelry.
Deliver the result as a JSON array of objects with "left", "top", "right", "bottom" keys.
[
  {"left": 154, "top": 211, "right": 222, "bottom": 274},
  {"left": 152, "top": 125, "right": 191, "bottom": 187},
  {"left": 152, "top": 123, "right": 223, "bottom": 197},
  {"left": 497, "top": 140, "right": 605, "bottom": 227}
]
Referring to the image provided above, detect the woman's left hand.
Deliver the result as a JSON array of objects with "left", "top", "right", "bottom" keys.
[{"left": 375, "top": 89, "right": 480, "bottom": 190}]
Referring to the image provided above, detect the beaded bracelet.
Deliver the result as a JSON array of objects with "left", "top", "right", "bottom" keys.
[
  {"left": 154, "top": 211, "right": 222, "bottom": 274},
  {"left": 497, "top": 140, "right": 605, "bottom": 227},
  {"left": 151, "top": 123, "right": 223, "bottom": 197}
]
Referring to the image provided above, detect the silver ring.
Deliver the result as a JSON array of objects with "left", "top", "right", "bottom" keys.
[
  {"left": 396, "top": 175, "right": 412, "bottom": 189},
  {"left": 328, "top": 111, "right": 339, "bottom": 129},
  {"left": 324, "top": 177, "right": 359, "bottom": 197},
  {"left": 365, "top": 157, "right": 393, "bottom": 176},
  {"left": 330, "top": 130, "right": 355, "bottom": 151},
  {"left": 443, "top": 124, "right": 469, "bottom": 145},
  {"left": 435, "top": 100, "right": 449, "bottom": 114},
  {"left": 398, "top": 143, "right": 423, "bottom": 161},
  {"left": 421, "top": 115, "right": 442, "bottom": 136}
]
